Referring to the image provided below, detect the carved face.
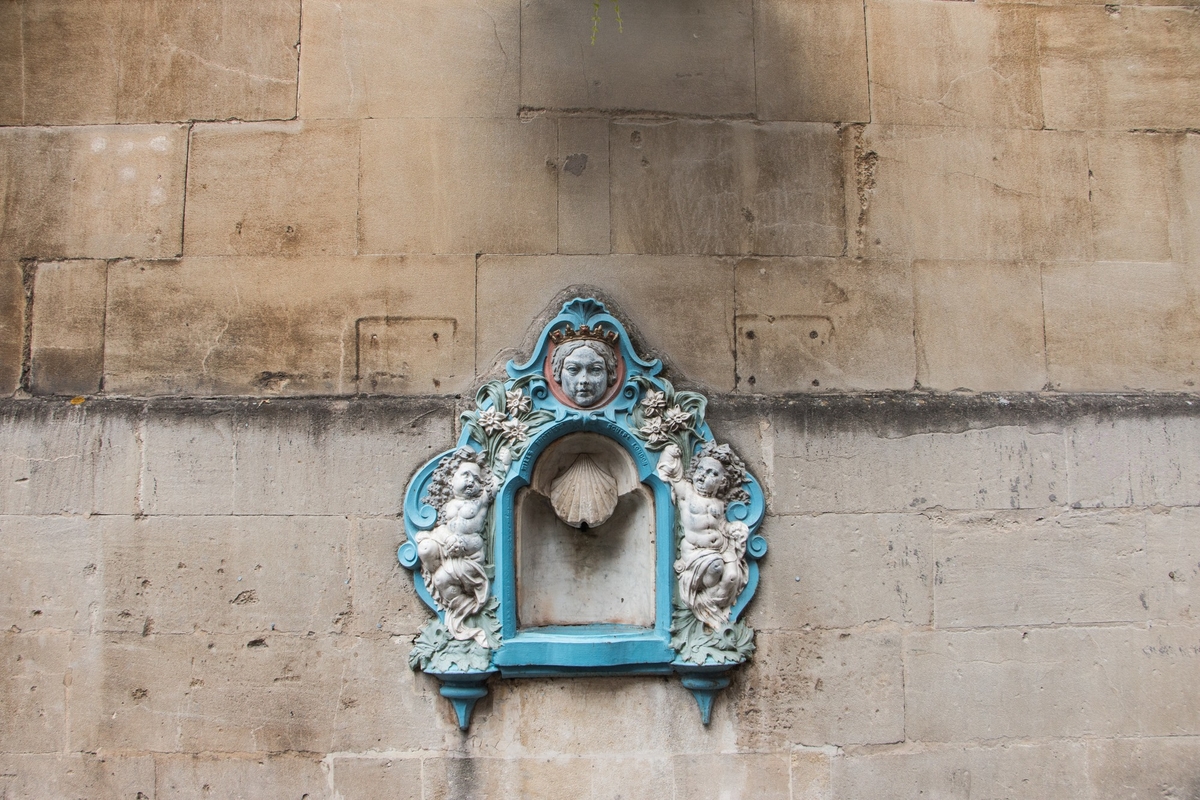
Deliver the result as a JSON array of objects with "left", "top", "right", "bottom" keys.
[
  {"left": 451, "top": 462, "right": 484, "bottom": 499},
  {"left": 560, "top": 346, "right": 608, "bottom": 407},
  {"left": 692, "top": 457, "right": 726, "bottom": 497}
]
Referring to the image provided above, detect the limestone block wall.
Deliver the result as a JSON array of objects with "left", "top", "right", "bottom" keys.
[{"left": 1, "top": 0, "right": 1199, "bottom": 796}]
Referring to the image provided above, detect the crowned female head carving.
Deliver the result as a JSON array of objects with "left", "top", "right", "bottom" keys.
[{"left": 548, "top": 325, "right": 621, "bottom": 408}]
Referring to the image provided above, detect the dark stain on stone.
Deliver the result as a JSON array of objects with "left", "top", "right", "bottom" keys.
[{"left": 563, "top": 153, "right": 588, "bottom": 177}]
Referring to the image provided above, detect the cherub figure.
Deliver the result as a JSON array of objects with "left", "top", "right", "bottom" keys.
[
  {"left": 657, "top": 441, "right": 751, "bottom": 631},
  {"left": 418, "top": 446, "right": 512, "bottom": 646}
]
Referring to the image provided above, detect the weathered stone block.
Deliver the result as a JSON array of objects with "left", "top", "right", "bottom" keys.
[
  {"left": 475, "top": 255, "right": 736, "bottom": 392},
  {"left": 558, "top": 119, "right": 611, "bottom": 255},
  {"left": 104, "top": 256, "right": 475, "bottom": 396},
  {"left": 588, "top": 757, "right": 674, "bottom": 800},
  {"left": 1086, "top": 736, "right": 1200, "bottom": 799},
  {"left": 751, "top": 514, "right": 933, "bottom": 631},
  {"left": 360, "top": 118, "right": 558, "bottom": 255},
  {"left": 1043, "top": 261, "right": 1200, "bottom": 392},
  {"left": 913, "top": 260, "right": 1046, "bottom": 392},
  {"left": 672, "top": 753, "right": 791, "bottom": 799},
  {"left": 733, "top": 630, "right": 905, "bottom": 748},
  {"left": 866, "top": 0, "right": 1042, "bottom": 129},
  {"left": 331, "top": 757, "right": 422, "bottom": 800},
  {"left": 0, "top": 4, "right": 21, "bottom": 126},
  {"left": 0, "top": 754, "right": 155, "bottom": 799},
  {"left": 424, "top": 756, "right": 594, "bottom": 800},
  {"left": 793, "top": 749, "right": 832, "bottom": 800},
  {"left": 184, "top": 120, "right": 360, "bottom": 257},
  {"left": 0, "top": 125, "right": 187, "bottom": 260},
  {"left": 100, "top": 515, "right": 352, "bottom": 636},
  {"left": 735, "top": 258, "right": 915, "bottom": 392},
  {"left": 141, "top": 405, "right": 236, "bottom": 515},
  {"left": 1038, "top": 6, "right": 1200, "bottom": 130},
  {"left": 156, "top": 754, "right": 330, "bottom": 798},
  {"left": 0, "top": 631, "right": 69, "bottom": 753},
  {"left": 772, "top": 411, "right": 1063, "bottom": 514},
  {"left": 854, "top": 126, "right": 1090, "bottom": 262},
  {"left": 1065, "top": 414, "right": 1200, "bottom": 508},
  {"left": 755, "top": 0, "right": 870, "bottom": 123},
  {"left": 17, "top": 0, "right": 122, "bottom": 126},
  {"left": 30, "top": 261, "right": 106, "bottom": 396},
  {"left": 0, "top": 516, "right": 102, "bottom": 634},
  {"left": 1088, "top": 133, "right": 1177, "bottom": 263},
  {"left": 932, "top": 510, "right": 1150, "bottom": 628},
  {"left": 351, "top": 518, "right": 438, "bottom": 637},
  {"left": 520, "top": 0, "right": 754, "bottom": 116},
  {"left": 1146, "top": 508, "right": 1200, "bottom": 624},
  {"left": 1180, "top": 134, "right": 1200, "bottom": 266},
  {"left": 833, "top": 741, "right": 1090, "bottom": 799},
  {"left": 0, "top": 262, "right": 24, "bottom": 395},
  {"left": 906, "top": 626, "right": 1200, "bottom": 741},
  {"left": 611, "top": 121, "right": 844, "bottom": 256},
  {"left": 299, "top": 0, "right": 519, "bottom": 119}
]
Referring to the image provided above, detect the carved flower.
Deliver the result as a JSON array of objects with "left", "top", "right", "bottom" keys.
[
  {"left": 641, "top": 389, "right": 667, "bottom": 413},
  {"left": 501, "top": 419, "right": 529, "bottom": 443},
  {"left": 663, "top": 406, "right": 693, "bottom": 432},
  {"left": 505, "top": 389, "right": 532, "bottom": 417},
  {"left": 639, "top": 417, "right": 668, "bottom": 444},
  {"left": 477, "top": 408, "right": 506, "bottom": 434}
]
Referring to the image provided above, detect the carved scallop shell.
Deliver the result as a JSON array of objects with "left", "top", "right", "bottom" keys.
[{"left": 550, "top": 453, "right": 618, "bottom": 530}]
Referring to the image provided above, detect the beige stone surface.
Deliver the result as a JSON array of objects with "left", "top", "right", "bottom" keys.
[
  {"left": 906, "top": 626, "right": 1200, "bottom": 741},
  {"left": 866, "top": 0, "right": 1042, "bottom": 129},
  {"left": 0, "top": 262, "right": 24, "bottom": 396},
  {"left": 0, "top": 754, "right": 155, "bottom": 799},
  {"left": 751, "top": 514, "right": 933, "bottom": 631},
  {"left": 184, "top": 120, "right": 360, "bottom": 257},
  {"left": 15, "top": 0, "right": 299, "bottom": 125},
  {"left": 772, "top": 414, "right": 1063, "bottom": 514},
  {"left": 0, "top": 516, "right": 102, "bottom": 634},
  {"left": 913, "top": 260, "right": 1047, "bottom": 392},
  {"left": 424, "top": 756, "right": 594, "bottom": 800},
  {"left": 755, "top": 0, "right": 870, "bottom": 123},
  {"left": 589, "top": 756, "right": 674, "bottom": 799},
  {"left": 833, "top": 741, "right": 1090, "bottom": 799},
  {"left": 1038, "top": 7, "right": 1200, "bottom": 131},
  {"left": 1180, "top": 134, "right": 1200, "bottom": 266},
  {"left": 611, "top": 121, "right": 844, "bottom": 256},
  {"left": 672, "top": 752, "right": 791, "bottom": 799},
  {"left": 0, "top": 631, "right": 68, "bottom": 754},
  {"left": 350, "top": 518, "right": 439, "bottom": 637},
  {"left": 1087, "top": 133, "right": 1177, "bottom": 263},
  {"left": 735, "top": 258, "right": 915, "bottom": 392},
  {"left": 475, "top": 255, "right": 736, "bottom": 391},
  {"left": 1043, "top": 261, "right": 1200, "bottom": 392},
  {"left": 1146, "top": 507, "right": 1200, "bottom": 624},
  {"left": 1066, "top": 415, "right": 1200, "bottom": 509},
  {"left": 360, "top": 118, "right": 558, "bottom": 255},
  {"left": 299, "top": 0, "right": 519, "bottom": 119},
  {"left": 520, "top": 0, "right": 754, "bottom": 116},
  {"left": 855, "top": 126, "right": 1091, "bottom": 262},
  {"left": 932, "top": 510, "right": 1150, "bottom": 628},
  {"left": 792, "top": 749, "right": 832, "bottom": 800},
  {"left": 1086, "top": 737, "right": 1200, "bottom": 799},
  {"left": 29, "top": 261, "right": 107, "bottom": 396},
  {"left": 156, "top": 754, "right": 330, "bottom": 798},
  {"left": 558, "top": 119, "right": 611, "bottom": 255},
  {"left": 0, "top": 4, "right": 22, "bottom": 126},
  {"left": 331, "top": 756, "right": 422, "bottom": 800},
  {"left": 0, "top": 125, "right": 188, "bottom": 260},
  {"left": 735, "top": 630, "right": 905, "bottom": 748},
  {"left": 104, "top": 256, "right": 475, "bottom": 396}
]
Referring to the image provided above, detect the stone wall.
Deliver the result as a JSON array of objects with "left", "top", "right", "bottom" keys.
[{"left": 1, "top": 0, "right": 1198, "bottom": 797}]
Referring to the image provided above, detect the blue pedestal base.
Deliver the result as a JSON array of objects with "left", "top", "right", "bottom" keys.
[
  {"left": 432, "top": 672, "right": 493, "bottom": 730},
  {"left": 679, "top": 670, "right": 733, "bottom": 726}
]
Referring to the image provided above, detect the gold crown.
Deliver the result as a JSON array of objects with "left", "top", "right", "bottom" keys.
[{"left": 549, "top": 323, "right": 619, "bottom": 348}]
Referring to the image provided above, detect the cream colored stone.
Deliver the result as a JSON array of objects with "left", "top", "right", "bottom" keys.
[
  {"left": 854, "top": 126, "right": 1091, "bottom": 262},
  {"left": 772, "top": 409, "right": 1063, "bottom": 514},
  {"left": 672, "top": 753, "right": 791, "bottom": 799},
  {"left": 792, "top": 749, "right": 832, "bottom": 800},
  {"left": 156, "top": 754, "right": 330, "bottom": 798},
  {"left": 1086, "top": 737, "right": 1200, "bottom": 799},
  {"left": 475, "top": 255, "right": 736, "bottom": 392},
  {"left": 932, "top": 510, "right": 1150, "bottom": 628},
  {"left": 349, "top": 518, "right": 437, "bottom": 637},
  {"left": 558, "top": 119, "right": 611, "bottom": 255},
  {"left": 1179, "top": 134, "right": 1200, "bottom": 266},
  {"left": 611, "top": 121, "right": 844, "bottom": 256},
  {"left": 735, "top": 630, "right": 905, "bottom": 748},
  {"left": 589, "top": 757, "right": 674, "bottom": 799},
  {"left": 0, "top": 631, "right": 68, "bottom": 753},
  {"left": 0, "top": 402, "right": 140, "bottom": 515},
  {"left": 906, "top": 626, "right": 1200, "bottom": 741},
  {"left": 331, "top": 757, "right": 422, "bottom": 800},
  {"left": 0, "top": 125, "right": 187, "bottom": 260},
  {"left": 299, "top": 0, "right": 518, "bottom": 119},
  {"left": 833, "top": 742, "right": 1090, "bottom": 799},
  {"left": 0, "top": 262, "right": 24, "bottom": 395},
  {"left": 100, "top": 516, "right": 352, "bottom": 636},
  {"left": 1038, "top": 6, "right": 1200, "bottom": 131},
  {"left": 866, "top": 0, "right": 1042, "bottom": 129},
  {"left": 360, "top": 118, "right": 558, "bottom": 255},
  {"left": 30, "top": 261, "right": 106, "bottom": 396},
  {"left": 104, "top": 256, "right": 475, "bottom": 396},
  {"left": 1066, "top": 415, "right": 1200, "bottom": 508},
  {"left": 0, "top": 4, "right": 22, "bottom": 126},
  {"left": 184, "top": 121, "right": 360, "bottom": 257},
  {"left": 18, "top": 0, "right": 122, "bottom": 126},
  {"left": 735, "top": 258, "right": 915, "bottom": 392},
  {"left": 520, "top": 0, "right": 754, "bottom": 116},
  {"left": 913, "top": 260, "right": 1047, "bottom": 392},
  {"left": 0, "top": 516, "right": 102, "bottom": 634},
  {"left": 1088, "top": 133, "right": 1177, "bottom": 263},
  {"left": 1043, "top": 261, "right": 1200, "bottom": 392},
  {"left": 425, "top": 756, "right": 594, "bottom": 800},
  {"left": 0, "top": 754, "right": 155, "bottom": 800},
  {"left": 751, "top": 514, "right": 933, "bottom": 631},
  {"left": 755, "top": 0, "right": 870, "bottom": 123},
  {"left": 1146, "top": 508, "right": 1200, "bottom": 624},
  {"left": 140, "top": 405, "right": 235, "bottom": 515}
]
